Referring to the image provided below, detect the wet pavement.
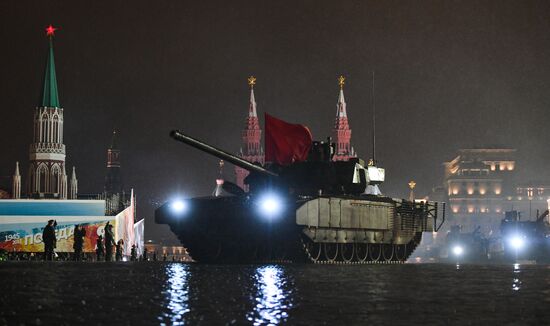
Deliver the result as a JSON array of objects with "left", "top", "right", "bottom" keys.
[{"left": 1, "top": 262, "right": 550, "bottom": 325}]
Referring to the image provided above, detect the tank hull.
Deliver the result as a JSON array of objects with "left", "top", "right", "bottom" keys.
[{"left": 155, "top": 195, "right": 443, "bottom": 264}]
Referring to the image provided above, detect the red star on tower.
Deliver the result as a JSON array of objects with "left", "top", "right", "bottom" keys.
[{"left": 45, "top": 25, "right": 57, "bottom": 37}]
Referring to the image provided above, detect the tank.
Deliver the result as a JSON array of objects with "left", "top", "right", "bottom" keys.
[
  {"left": 155, "top": 130, "right": 446, "bottom": 264},
  {"left": 500, "top": 210, "right": 550, "bottom": 263}
]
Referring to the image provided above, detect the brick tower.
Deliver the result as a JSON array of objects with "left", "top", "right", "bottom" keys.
[
  {"left": 235, "top": 76, "right": 264, "bottom": 191},
  {"left": 332, "top": 75, "right": 356, "bottom": 161}
]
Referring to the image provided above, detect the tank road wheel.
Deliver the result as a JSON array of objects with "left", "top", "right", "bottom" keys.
[
  {"left": 305, "top": 241, "right": 322, "bottom": 262},
  {"left": 355, "top": 243, "right": 369, "bottom": 263},
  {"left": 340, "top": 243, "right": 355, "bottom": 263},
  {"left": 382, "top": 244, "right": 394, "bottom": 262},
  {"left": 369, "top": 244, "right": 382, "bottom": 262},
  {"left": 394, "top": 244, "right": 407, "bottom": 262},
  {"left": 324, "top": 243, "right": 339, "bottom": 262}
]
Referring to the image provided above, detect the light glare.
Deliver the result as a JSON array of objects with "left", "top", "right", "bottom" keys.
[
  {"left": 170, "top": 200, "right": 187, "bottom": 214},
  {"left": 452, "top": 245, "right": 464, "bottom": 256},
  {"left": 510, "top": 236, "right": 525, "bottom": 250},
  {"left": 258, "top": 193, "right": 283, "bottom": 217}
]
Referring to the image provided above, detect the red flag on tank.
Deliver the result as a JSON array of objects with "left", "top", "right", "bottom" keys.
[{"left": 265, "top": 113, "right": 312, "bottom": 165}]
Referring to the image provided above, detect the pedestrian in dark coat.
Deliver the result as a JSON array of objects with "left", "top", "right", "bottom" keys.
[
  {"left": 104, "top": 222, "right": 116, "bottom": 262},
  {"left": 130, "top": 245, "right": 137, "bottom": 261},
  {"left": 115, "top": 239, "right": 124, "bottom": 261},
  {"left": 42, "top": 220, "right": 56, "bottom": 261},
  {"left": 73, "top": 224, "right": 86, "bottom": 261},
  {"left": 96, "top": 235, "right": 105, "bottom": 261}
]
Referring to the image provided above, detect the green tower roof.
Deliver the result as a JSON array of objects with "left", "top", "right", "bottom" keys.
[{"left": 41, "top": 36, "right": 60, "bottom": 108}]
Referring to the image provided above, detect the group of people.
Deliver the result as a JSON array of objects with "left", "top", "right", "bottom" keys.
[{"left": 42, "top": 220, "right": 139, "bottom": 262}]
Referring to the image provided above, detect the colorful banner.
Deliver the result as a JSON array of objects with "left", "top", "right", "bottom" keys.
[{"left": 0, "top": 216, "right": 116, "bottom": 252}]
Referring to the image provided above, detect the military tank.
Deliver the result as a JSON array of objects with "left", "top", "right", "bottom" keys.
[
  {"left": 445, "top": 225, "right": 489, "bottom": 263},
  {"left": 500, "top": 210, "right": 550, "bottom": 263},
  {"left": 155, "top": 130, "right": 445, "bottom": 264}
]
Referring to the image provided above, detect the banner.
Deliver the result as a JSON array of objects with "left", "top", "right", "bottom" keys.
[
  {"left": 265, "top": 113, "right": 312, "bottom": 165},
  {"left": 0, "top": 216, "right": 115, "bottom": 252},
  {"left": 115, "top": 190, "right": 135, "bottom": 256},
  {"left": 134, "top": 218, "right": 145, "bottom": 257}
]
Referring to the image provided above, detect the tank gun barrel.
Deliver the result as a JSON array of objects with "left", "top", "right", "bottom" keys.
[{"left": 170, "top": 130, "right": 278, "bottom": 177}]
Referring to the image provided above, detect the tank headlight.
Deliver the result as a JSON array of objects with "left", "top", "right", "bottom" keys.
[
  {"left": 510, "top": 235, "right": 525, "bottom": 250},
  {"left": 257, "top": 193, "right": 284, "bottom": 217},
  {"left": 452, "top": 245, "right": 464, "bottom": 256},
  {"left": 170, "top": 200, "right": 188, "bottom": 215}
]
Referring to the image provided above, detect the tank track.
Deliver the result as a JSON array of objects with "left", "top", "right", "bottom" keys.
[
  {"left": 183, "top": 232, "right": 422, "bottom": 264},
  {"left": 299, "top": 233, "right": 422, "bottom": 265}
]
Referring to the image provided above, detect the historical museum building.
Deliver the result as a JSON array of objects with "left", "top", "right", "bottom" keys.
[{"left": 442, "top": 148, "right": 550, "bottom": 233}]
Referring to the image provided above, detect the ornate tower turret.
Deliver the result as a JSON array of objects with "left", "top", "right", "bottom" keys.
[
  {"left": 235, "top": 76, "right": 264, "bottom": 191},
  {"left": 69, "top": 166, "right": 77, "bottom": 199},
  {"left": 28, "top": 25, "right": 68, "bottom": 199},
  {"left": 12, "top": 162, "right": 21, "bottom": 199},
  {"left": 332, "top": 75, "right": 356, "bottom": 161}
]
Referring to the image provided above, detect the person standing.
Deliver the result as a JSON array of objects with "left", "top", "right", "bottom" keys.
[
  {"left": 115, "top": 239, "right": 124, "bottom": 261},
  {"left": 42, "top": 220, "right": 56, "bottom": 261},
  {"left": 96, "top": 235, "right": 105, "bottom": 261},
  {"left": 104, "top": 222, "right": 116, "bottom": 262},
  {"left": 130, "top": 244, "right": 137, "bottom": 261},
  {"left": 143, "top": 247, "right": 148, "bottom": 261},
  {"left": 73, "top": 224, "right": 86, "bottom": 261}
]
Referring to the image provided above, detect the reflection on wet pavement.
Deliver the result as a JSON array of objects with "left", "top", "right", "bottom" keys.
[
  {"left": 512, "top": 263, "right": 522, "bottom": 291},
  {"left": 3, "top": 262, "right": 550, "bottom": 325},
  {"left": 247, "top": 265, "right": 292, "bottom": 325},
  {"left": 161, "top": 263, "right": 190, "bottom": 325}
]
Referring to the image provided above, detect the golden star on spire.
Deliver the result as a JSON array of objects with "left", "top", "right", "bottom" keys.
[
  {"left": 248, "top": 76, "right": 256, "bottom": 88},
  {"left": 338, "top": 75, "right": 345, "bottom": 89},
  {"left": 409, "top": 180, "right": 416, "bottom": 190}
]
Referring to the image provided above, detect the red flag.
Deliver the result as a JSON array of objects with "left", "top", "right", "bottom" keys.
[{"left": 265, "top": 113, "right": 312, "bottom": 165}]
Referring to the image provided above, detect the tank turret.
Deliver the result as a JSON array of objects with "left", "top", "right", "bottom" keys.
[{"left": 170, "top": 130, "right": 384, "bottom": 197}]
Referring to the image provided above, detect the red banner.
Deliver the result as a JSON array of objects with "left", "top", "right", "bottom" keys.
[{"left": 265, "top": 113, "right": 312, "bottom": 165}]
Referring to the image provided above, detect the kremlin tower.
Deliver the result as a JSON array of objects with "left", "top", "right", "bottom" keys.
[
  {"left": 104, "top": 130, "right": 130, "bottom": 215},
  {"left": 16, "top": 25, "right": 78, "bottom": 199},
  {"left": 235, "top": 76, "right": 264, "bottom": 191},
  {"left": 105, "top": 131, "right": 122, "bottom": 195},
  {"left": 332, "top": 75, "right": 356, "bottom": 161}
]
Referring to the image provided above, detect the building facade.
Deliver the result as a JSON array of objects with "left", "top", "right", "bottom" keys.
[{"left": 443, "top": 148, "right": 549, "bottom": 233}]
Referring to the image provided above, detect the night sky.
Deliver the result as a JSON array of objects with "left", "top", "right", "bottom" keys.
[{"left": 2, "top": 1, "right": 550, "bottom": 242}]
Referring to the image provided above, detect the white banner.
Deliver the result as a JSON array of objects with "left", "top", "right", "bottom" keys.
[{"left": 134, "top": 218, "right": 145, "bottom": 257}]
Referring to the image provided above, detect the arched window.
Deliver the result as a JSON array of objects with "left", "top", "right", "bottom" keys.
[
  {"left": 51, "top": 165, "right": 60, "bottom": 194},
  {"left": 53, "top": 115, "right": 59, "bottom": 143},
  {"left": 41, "top": 115, "right": 48, "bottom": 143},
  {"left": 38, "top": 165, "right": 48, "bottom": 193}
]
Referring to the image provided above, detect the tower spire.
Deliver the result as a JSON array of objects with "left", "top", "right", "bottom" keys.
[
  {"left": 248, "top": 76, "right": 257, "bottom": 117},
  {"left": 41, "top": 25, "right": 60, "bottom": 108},
  {"left": 332, "top": 75, "right": 355, "bottom": 161},
  {"left": 12, "top": 162, "right": 21, "bottom": 199},
  {"left": 235, "top": 76, "right": 264, "bottom": 191}
]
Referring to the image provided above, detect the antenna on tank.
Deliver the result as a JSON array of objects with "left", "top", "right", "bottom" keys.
[{"left": 371, "top": 71, "right": 377, "bottom": 165}]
